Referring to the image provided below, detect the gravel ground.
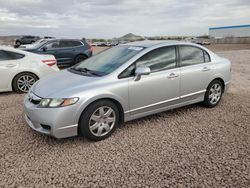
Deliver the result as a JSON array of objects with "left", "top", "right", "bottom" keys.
[{"left": 0, "top": 45, "right": 250, "bottom": 187}]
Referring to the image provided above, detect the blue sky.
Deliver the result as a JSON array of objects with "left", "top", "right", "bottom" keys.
[{"left": 0, "top": 0, "right": 249, "bottom": 38}]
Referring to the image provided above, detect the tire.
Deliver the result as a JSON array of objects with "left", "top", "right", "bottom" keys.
[
  {"left": 16, "top": 41, "right": 21, "bottom": 46},
  {"left": 12, "top": 72, "right": 38, "bottom": 93},
  {"left": 203, "top": 80, "right": 223, "bottom": 108},
  {"left": 79, "top": 100, "right": 120, "bottom": 141},
  {"left": 72, "top": 55, "right": 87, "bottom": 66}
]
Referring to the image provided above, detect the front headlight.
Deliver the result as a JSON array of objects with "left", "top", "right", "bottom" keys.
[{"left": 38, "top": 98, "right": 79, "bottom": 108}]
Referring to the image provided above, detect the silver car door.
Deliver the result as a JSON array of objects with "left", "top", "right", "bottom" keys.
[
  {"left": 179, "top": 45, "right": 213, "bottom": 100},
  {"left": 127, "top": 46, "right": 180, "bottom": 116}
]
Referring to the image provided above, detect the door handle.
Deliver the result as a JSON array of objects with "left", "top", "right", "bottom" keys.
[
  {"left": 6, "top": 64, "right": 16, "bottom": 68},
  {"left": 202, "top": 67, "right": 210, "bottom": 72},
  {"left": 167, "top": 73, "right": 179, "bottom": 79}
]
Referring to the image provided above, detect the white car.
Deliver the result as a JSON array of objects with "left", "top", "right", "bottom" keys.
[{"left": 0, "top": 46, "right": 59, "bottom": 93}]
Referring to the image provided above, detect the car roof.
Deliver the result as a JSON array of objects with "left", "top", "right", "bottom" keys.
[
  {"left": 123, "top": 40, "right": 195, "bottom": 47},
  {"left": 0, "top": 45, "right": 34, "bottom": 55}
]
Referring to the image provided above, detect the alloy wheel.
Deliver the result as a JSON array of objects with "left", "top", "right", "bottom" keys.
[
  {"left": 209, "top": 83, "right": 222, "bottom": 105},
  {"left": 89, "top": 106, "right": 116, "bottom": 137},
  {"left": 17, "top": 75, "right": 36, "bottom": 92}
]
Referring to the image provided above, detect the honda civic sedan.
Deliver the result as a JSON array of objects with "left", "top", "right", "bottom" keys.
[{"left": 24, "top": 41, "right": 231, "bottom": 141}]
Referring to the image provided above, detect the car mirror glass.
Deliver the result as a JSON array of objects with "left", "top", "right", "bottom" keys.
[
  {"left": 134, "top": 65, "right": 151, "bottom": 81},
  {"left": 42, "top": 46, "right": 47, "bottom": 51}
]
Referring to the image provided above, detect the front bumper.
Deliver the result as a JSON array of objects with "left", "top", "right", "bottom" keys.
[{"left": 23, "top": 94, "right": 79, "bottom": 138}]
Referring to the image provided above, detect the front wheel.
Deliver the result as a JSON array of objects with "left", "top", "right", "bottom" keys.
[
  {"left": 79, "top": 100, "right": 119, "bottom": 141},
  {"left": 204, "top": 80, "right": 223, "bottom": 108},
  {"left": 16, "top": 41, "right": 21, "bottom": 46}
]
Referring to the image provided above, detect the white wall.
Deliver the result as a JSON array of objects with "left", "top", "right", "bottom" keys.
[{"left": 209, "top": 27, "right": 250, "bottom": 38}]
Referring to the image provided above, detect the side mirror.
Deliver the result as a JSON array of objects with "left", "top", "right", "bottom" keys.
[
  {"left": 41, "top": 46, "right": 47, "bottom": 52},
  {"left": 134, "top": 65, "right": 151, "bottom": 81}
]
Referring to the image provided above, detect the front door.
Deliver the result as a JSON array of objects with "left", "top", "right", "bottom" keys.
[{"left": 128, "top": 46, "right": 180, "bottom": 116}]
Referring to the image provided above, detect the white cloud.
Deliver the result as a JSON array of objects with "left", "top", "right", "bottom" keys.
[{"left": 0, "top": 0, "right": 249, "bottom": 38}]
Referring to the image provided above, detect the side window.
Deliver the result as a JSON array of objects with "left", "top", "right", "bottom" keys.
[
  {"left": 0, "top": 50, "right": 24, "bottom": 61},
  {"left": 119, "top": 46, "right": 177, "bottom": 79},
  {"left": 179, "top": 46, "right": 207, "bottom": 66},
  {"left": 70, "top": 41, "right": 82, "bottom": 47},
  {"left": 45, "top": 41, "right": 60, "bottom": 50},
  {"left": 119, "top": 64, "right": 136, "bottom": 78},
  {"left": 136, "top": 46, "right": 177, "bottom": 72},
  {"left": 60, "top": 40, "right": 71, "bottom": 48},
  {"left": 59, "top": 40, "right": 82, "bottom": 48},
  {"left": 204, "top": 50, "right": 210, "bottom": 62},
  {"left": 0, "top": 50, "right": 9, "bottom": 61}
]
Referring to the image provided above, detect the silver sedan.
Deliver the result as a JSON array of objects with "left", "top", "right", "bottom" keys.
[{"left": 24, "top": 41, "right": 231, "bottom": 141}]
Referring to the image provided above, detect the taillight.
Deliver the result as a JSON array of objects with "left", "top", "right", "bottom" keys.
[
  {"left": 42, "top": 59, "right": 56, "bottom": 67},
  {"left": 88, "top": 43, "right": 93, "bottom": 52}
]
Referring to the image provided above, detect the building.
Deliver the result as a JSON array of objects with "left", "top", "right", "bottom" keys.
[{"left": 209, "top": 24, "right": 250, "bottom": 38}]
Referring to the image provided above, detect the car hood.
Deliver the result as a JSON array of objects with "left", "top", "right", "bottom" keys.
[{"left": 32, "top": 69, "right": 102, "bottom": 98}]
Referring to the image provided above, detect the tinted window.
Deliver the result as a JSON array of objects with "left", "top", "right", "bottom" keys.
[
  {"left": 45, "top": 41, "right": 60, "bottom": 49},
  {"left": 179, "top": 46, "right": 206, "bottom": 66},
  {"left": 136, "top": 46, "right": 176, "bottom": 72},
  {"left": 0, "top": 50, "right": 24, "bottom": 61},
  {"left": 119, "top": 64, "right": 136, "bottom": 78},
  {"left": 60, "top": 40, "right": 71, "bottom": 48},
  {"left": 69, "top": 41, "right": 82, "bottom": 47},
  {"left": 204, "top": 51, "right": 210, "bottom": 62},
  {"left": 59, "top": 40, "right": 82, "bottom": 48}
]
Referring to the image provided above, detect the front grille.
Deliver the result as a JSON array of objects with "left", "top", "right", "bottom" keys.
[
  {"left": 30, "top": 99, "right": 41, "bottom": 105},
  {"left": 41, "top": 124, "right": 51, "bottom": 130}
]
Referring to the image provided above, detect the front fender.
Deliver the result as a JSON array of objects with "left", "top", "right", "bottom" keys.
[{"left": 74, "top": 92, "right": 128, "bottom": 123}]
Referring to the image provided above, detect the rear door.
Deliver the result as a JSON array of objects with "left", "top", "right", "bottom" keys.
[
  {"left": 0, "top": 50, "right": 22, "bottom": 90},
  {"left": 58, "top": 40, "right": 82, "bottom": 65},
  {"left": 178, "top": 45, "right": 213, "bottom": 100}
]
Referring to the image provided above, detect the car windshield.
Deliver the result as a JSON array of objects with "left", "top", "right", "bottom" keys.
[
  {"left": 32, "top": 39, "right": 47, "bottom": 48},
  {"left": 71, "top": 46, "right": 144, "bottom": 76}
]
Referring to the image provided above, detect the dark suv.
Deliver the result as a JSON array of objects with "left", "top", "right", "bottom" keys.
[
  {"left": 15, "top": 36, "right": 40, "bottom": 45},
  {"left": 23, "top": 39, "right": 93, "bottom": 67}
]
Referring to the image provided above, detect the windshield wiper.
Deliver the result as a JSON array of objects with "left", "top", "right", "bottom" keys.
[{"left": 70, "top": 67, "right": 103, "bottom": 76}]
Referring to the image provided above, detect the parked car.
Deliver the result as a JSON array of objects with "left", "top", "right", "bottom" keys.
[
  {"left": 0, "top": 46, "right": 59, "bottom": 93},
  {"left": 24, "top": 41, "right": 231, "bottom": 141},
  {"left": 23, "top": 39, "right": 93, "bottom": 67},
  {"left": 18, "top": 39, "right": 50, "bottom": 49},
  {"left": 191, "top": 39, "right": 211, "bottom": 45},
  {"left": 15, "top": 36, "right": 40, "bottom": 46},
  {"left": 201, "top": 40, "right": 211, "bottom": 45}
]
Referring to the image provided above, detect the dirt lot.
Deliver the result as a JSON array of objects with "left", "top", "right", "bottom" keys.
[{"left": 0, "top": 44, "right": 249, "bottom": 187}]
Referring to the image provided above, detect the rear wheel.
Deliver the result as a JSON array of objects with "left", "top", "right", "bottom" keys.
[
  {"left": 79, "top": 100, "right": 119, "bottom": 141},
  {"left": 204, "top": 80, "right": 223, "bottom": 108},
  {"left": 13, "top": 72, "right": 38, "bottom": 93}
]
